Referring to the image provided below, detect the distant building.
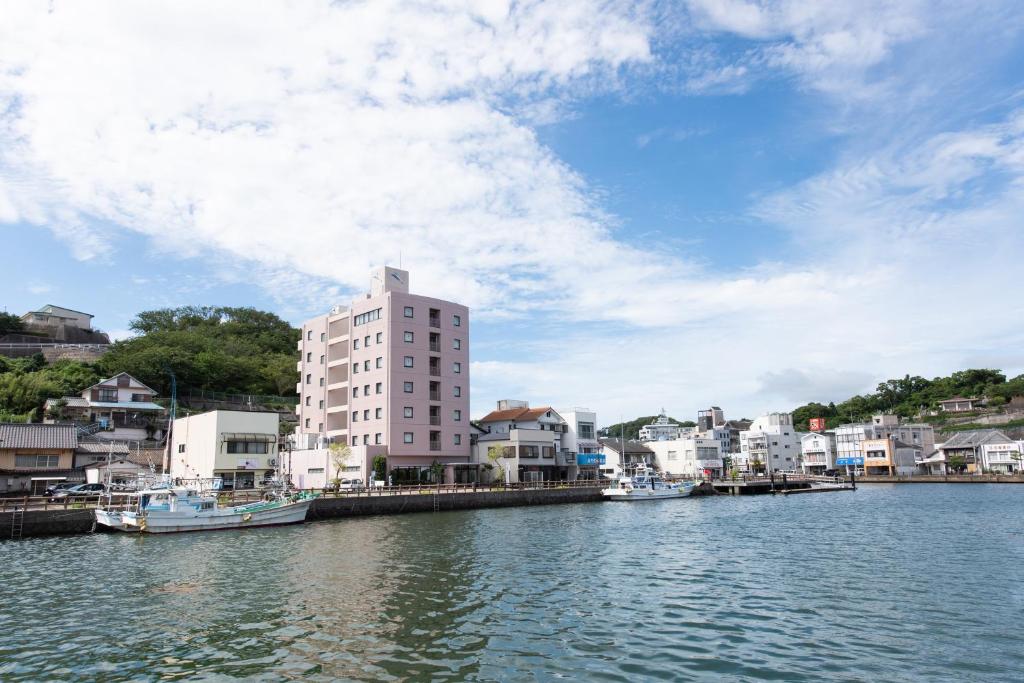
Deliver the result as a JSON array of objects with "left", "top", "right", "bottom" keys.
[
  {"left": 833, "top": 414, "right": 935, "bottom": 474},
  {"left": 980, "top": 439, "right": 1022, "bottom": 474},
  {"left": 938, "top": 429, "right": 1015, "bottom": 474},
  {"left": 170, "top": 410, "right": 280, "bottom": 490},
  {"left": 294, "top": 267, "right": 471, "bottom": 484},
  {"left": 0, "top": 423, "right": 78, "bottom": 495},
  {"left": 560, "top": 407, "right": 603, "bottom": 480},
  {"left": 739, "top": 413, "right": 801, "bottom": 473},
  {"left": 645, "top": 437, "right": 723, "bottom": 479},
  {"left": 697, "top": 406, "right": 725, "bottom": 431},
  {"left": 598, "top": 438, "right": 656, "bottom": 478},
  {"left": 800, "top": 431, "right": 836, "bottom": 474},
  {"left": 475, "top": 401, "right": 572, "bottom": 483},
  {"left": 638, "top": 410, "right": 685, "bottom": 441},
  {"left": 938, "top": 397, "right": 982, "bottom": 413},
  {"left": 862, "top": 437, "right": 920, "bottom": 476},
  {"left": 44, "top": 372, "right": 165, "bottom": 442},
  {"left": 20, "top": 304, "right": 94, "bottom": 331}
]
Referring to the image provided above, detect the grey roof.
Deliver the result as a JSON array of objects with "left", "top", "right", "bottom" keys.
[
  {"left": 0, "top": 423, "right": 77, "bottom": 450},
  {"left": 85, "top": 372, "right": 158, "bottom": 395},
  {"left": 44, "top": 397, "right": 90, "bottom": 409},
  {"left": 891, "top": 439, "right": 922, "bottom": 451},
  {"left": 940, "top": 429, "right": 1012, "bottom": 449},
  {"left": 75, "top": 441, "right": 131, "bottom": 455},
  {"left": 599, "top": 438, "right": 654, "bottom": 455}
]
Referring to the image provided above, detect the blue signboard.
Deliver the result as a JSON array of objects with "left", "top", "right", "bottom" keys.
[
  {"left": 577, "top": 453, "right": 606, "bottom": 466},
  {"left": 836, "top": 457, "right": 864, "bottom": 466}
]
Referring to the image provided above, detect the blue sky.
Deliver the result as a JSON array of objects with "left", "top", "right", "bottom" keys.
[{"left": 2, "top": 1, "right": 1024, "bottom": 424}]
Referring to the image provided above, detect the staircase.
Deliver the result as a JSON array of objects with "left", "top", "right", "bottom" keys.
[{"left": 77, "top": 422, "right": 104, "bottom": 437}]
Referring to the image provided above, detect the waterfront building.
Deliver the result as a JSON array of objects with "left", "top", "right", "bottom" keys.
[
  {"left": 862, "top": 437, "right": 920, "bottom": 476},
  {"left": 43, "top": 372, "right": 165, "bottom": 442},
  {"left": 833, "top": 414, "right": 935, "bottom": 473},
  {"left": 938, "top": 429, "right": 1015, "bottom": 474},
  {"left": 800, "top": 431, "right": 836, "bottom": 474},
  {"left": 739, "top": 412, "right": 801, "bottom": 473},
  {"left": 0, "top": 423, "right": 78, "bottom": 495},
  {"left": 598, "top": 438, "right": 656, "bottom": 477},
  {"left": 294, "top": 267, "right": 472, "bottom": 484},
  {"left": 645, "top": 437, "right": 723, "bottom": 479},
  {"left": 980, "top": 440, "right": 1023, "bottom": 473},
  {"left": 560, "top": 407, "right": 603, "bottom": 480},
  {"left": 475, "top": 401, "right": 572, "bottom": 483},
  {"left": 170, "top": 410, "right": 281, "bottom": 490},
  {"left": 638, "top": 410, "right": 685, "bottom": 441}
]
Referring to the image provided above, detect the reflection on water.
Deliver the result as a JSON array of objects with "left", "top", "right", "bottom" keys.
[{"left": 1, "top": 484, "right": 1023, "bottom": 681}]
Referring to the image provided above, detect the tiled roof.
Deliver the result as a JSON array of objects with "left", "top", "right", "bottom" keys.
[
  {"left": 940, "top": 396, "right": 977, "bottom": 403},
  {"left": 75, "top": 441, "right": 131, "bottom": 455},
  {"left": 940, "top": 429, "right": 1011, "bottom": 449},
  {"left": 0, "top": 423, "right": 77, "bottom": 450},
  {"left": 44, "top": 397, "right": 90, "bottom": 408},
  {"left": 479, "top": 406, "right": 558, "bottom": 423}
]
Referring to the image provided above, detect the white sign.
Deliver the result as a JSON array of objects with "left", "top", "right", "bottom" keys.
[{"left": 237, "top": 458, "right": 259, "bottom": 470}]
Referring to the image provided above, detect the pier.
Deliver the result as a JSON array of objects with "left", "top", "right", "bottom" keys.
[{"left": 709, "top": 473, "right": 855, "bottom": 496}]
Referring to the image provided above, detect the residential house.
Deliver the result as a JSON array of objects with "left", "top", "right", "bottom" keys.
[
  {"left": 980, "top": 440, "right": 1022, "bottom": 473},
  {"left": 44, "top": 372, "right": 165, "bottom": 442},
  {"left": 475, "top": 401, "right": 572, "bottom": 483},
  {"left": 739, "top": 413, "right": 801, "bottom": 473},
  {"left": 0, "top": 423, "right": 78, "bottom": 495},
  {"left": 560, "top": 407, "right": 603, "bottom": 480},
  {"left": 800, "top": 431, "right": 836, "bottom": 474},
  {"left": 645, "top": 437, "right": 723, "bottom": 479},
  {"left": 598, "top": 438, "right": 656, "bottom": 478},
  {"left": 939, "top": 397, "right": 982, "bottom": 413},
  {"left": 294, "top": 267, "right": 472, "bottom": 484},
  {"left": 939, "top": 429, "right": 1015, "bottom": 474}
]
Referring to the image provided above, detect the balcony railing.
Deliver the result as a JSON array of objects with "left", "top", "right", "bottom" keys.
[
  {"left": 430, "top": 416, "right": 441, "bottom": 426},
  {"left": 429, "top": 342, "right": 441, "bottom": 352},
  {"left": 429, "top": 367, "right": 441, "bottom": 377},
  {"left": 429, "top": 391, "right": 441, "bottom": 401},
  {"left": 429, "top": 440, "right": 441, "bottom": 451},
  {"left": 429, "top": 316, "right": 441, "bottom": 328}
]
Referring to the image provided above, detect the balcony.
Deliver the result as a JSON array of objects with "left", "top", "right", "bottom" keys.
[
  {"left": 430, "top": 440, "right": 441, "bottom": 451},
  {"left": 429, "top": 316, "right": 440, "bottom": 329},
  {"left": 429, "top": 366, "right": 441, "bottom": 377},
  {"left": 430, "top": 416, "right": 441, "bottom": 426},
  {"left": 429, "top": 391, "right": 441, "bottom": 401}
]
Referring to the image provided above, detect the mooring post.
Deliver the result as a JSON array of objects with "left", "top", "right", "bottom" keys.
[{"left": 850, "top": 469, "right": 856, "bottom": 490}]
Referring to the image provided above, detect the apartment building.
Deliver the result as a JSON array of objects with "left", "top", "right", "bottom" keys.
[
  {"left": 834, "top": 414, "right": 935, "bottom": 473},
  {"left": 739, "top": 412, "right": 801, "bottom": 473},
  {"left": 799, "top": 431, "right": 836, "bottom": 473},
  {"left": 645, "top": 437, "right": 723, "bottom": 479},
  {"left": 295, "top": 267, "right": 471, "bottom": 483},
  {"left": 560, "top": 407, "right": 603, "bottom": 480}
]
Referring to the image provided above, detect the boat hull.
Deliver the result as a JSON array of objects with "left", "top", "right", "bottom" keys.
[
  {"left": 117, "top": 498, "right": 313, "bottom": 534},
  {"left": 94, "top": 509, "right": 140, "bottom": 532},
  {"left": 602, "top": 488, "right": 686, "bottom": 500}
]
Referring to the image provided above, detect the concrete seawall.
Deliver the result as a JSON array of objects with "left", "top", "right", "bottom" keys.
[
  {"left": 2, "top": 487, "right": 606, "bottom": 539},
  {"left": 858, "top": 474, "right": 1024, "bottom": 484}
]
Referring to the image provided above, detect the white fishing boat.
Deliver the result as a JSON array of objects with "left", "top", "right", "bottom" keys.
[
  {"left": 602, "top": 465, "right": 695, "bottom": 500},
  {"left": 96, "top": 480, "right": 316, "bottom": 533}
]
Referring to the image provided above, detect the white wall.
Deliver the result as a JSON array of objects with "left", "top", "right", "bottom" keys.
[{"left": 171, "top": 411, "right": 280, "bottom": 483}]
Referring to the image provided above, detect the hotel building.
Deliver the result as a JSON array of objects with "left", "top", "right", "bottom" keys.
[{"left": 294, "top": 267, "right": 471, "bottom": 482}]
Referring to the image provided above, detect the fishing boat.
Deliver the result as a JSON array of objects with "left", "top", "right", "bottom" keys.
[
  {"left": 96, "top": 480, "right": 316, "bottom": 533},
  {"left": 602, "top": 465, "right": 695, "bottom": 500}
]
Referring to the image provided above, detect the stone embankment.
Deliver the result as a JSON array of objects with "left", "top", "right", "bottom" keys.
[{"left": 858, "top": 474, "right": 1024, "bottom": 484}]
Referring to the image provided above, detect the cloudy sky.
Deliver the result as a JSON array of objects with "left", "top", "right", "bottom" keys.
[{"left": 2, "top": 1, "right": 1023, "bottom": 424}]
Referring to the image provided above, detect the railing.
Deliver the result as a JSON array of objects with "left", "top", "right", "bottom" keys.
[
  {"left": 429, "top": 317, "right": 440, "bottom": 328},
  {"left": 429, "top": 391, "right": 441, "bottom": 401},
  {"left": 429, "top": 416, "right": 441, "bottom": 426},
  {"left": 429, "top": 342, "right": 441, "bottom": 352},
  {"left": 429, "top": 367, "right": 441, "bottom": 376},
  {"left": 429, "top": 440, "right": 442, "bottom": 451},
  {"left": 0, "top": 342, "right": 110, "bottom": 351}
]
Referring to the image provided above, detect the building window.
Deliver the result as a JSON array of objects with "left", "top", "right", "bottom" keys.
[
  {"left": 453, "top": 314, "right": 461, "bottom": 327},
  {"left": 305, "top": 374, "right": 311, "bottom": 384},
  {"left": 353, "top": 308, "right": 382, "bottom": 326},
  {"left": 363, "top": 360, "right": 370, "bottom": 372},
  {"left": 321, "top": 332, "right": 326, "bottom": 342},
  {"left": 375, "top": 382, "right": 382, "bottom": 394},
  {"left": 453, "top": 362, "right": 461, "bottom": 374},
  {"left": 305, "top": 418, "right": 310, "bottom": 428},
  {"left": 177, "top": 444, "right": 185, "bottom": 453},
  {"left": 453, "top": 386, "right": 461, "bottom": 397},
  {"left": 320, "top": 354, "right": 325, "bottom": 365},
  {"left": 364, "top": 335, "right": 370, "bottom": 347},
  {"left": 351, "top": 436, "right": 358, "bottom": 446},
  {"left": 376, "top": 357, "right": 383, "bottom": 369},
  {"left": 404, "top": 381, "right": 414, "bottom": 393},
  {"left": 404, "top": 331, "right": 414, "bottom": 343},
  {"left": 227, "top": 441, "right": 269, "bottom": 454},
  {"left": 353, "top": 387, "right": 359, "bottom": 398},
  {"left": 319, "top": 400, "right": 324, "bottom": 409},
  {"left": 307, "top": 330, "right": 312, "bottom": 340},
  {"left": 306, "top": 352, "right": 312, "bottom": 362},
  {"left": 363, "top": 409, "right": 370, "bottom": 421},
  {"left": 352, "top": 411, "right": 359, "bottom": 422},
  {"left": 353, "top": 364, "right": 359, "bottom": 374},
  {"left": 376, "top": 332, "right": 383, "bottom": 344},
  {"left": 362, "top": 434, "right": 369, "bottom": 445},
  {"left": 404, "top": 406, "right": 414, "bottom": 418},
  {"left": 453, "top": 338, "right": 461, "bottom": 350},
  {"left": 404, "top": 306, "right": 414, "bottom": 318},
  {"left": 375, "top": 408, "right": 382, "bottom": 419},
  {"left": 453, "top": 409, "right": 462, "bottom": 421},
  {"left": 454, "top": 434, "right": 462, "bottom": 445},
  {"left": 354, "top": 339, "right": 360, "bottom": 350},
  {"left": 403, "top": 356, "right": 414, "bottom": 368},
  {"left": 363, "top": 384, "right": 370, "bottom": 395},
  {"left": 305, "top": 396, "right": 311, "bottom": 406},
  {"left": 14, "top": 454, "right": 59, "bottom": 468},
  {"left": 404, "top": 432, "right": 414, "bottom": 444},
  {"left": 318, "top": 423, "right": 323, "bottom": 433},
  {"left": 319, "top": 378, "right": 324, "bottom": 387},
  {"left": 375, "top": 433, "right": 382, "bottom": 444}
]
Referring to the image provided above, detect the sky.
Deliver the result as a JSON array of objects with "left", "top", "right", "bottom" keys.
[{"left": 2, "top": 0, "right": 1024, "bottom": 426}]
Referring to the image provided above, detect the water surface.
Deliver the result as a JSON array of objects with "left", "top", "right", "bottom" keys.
[{"left": 2, "top": 484, "right": 1023, "bottom": 681}]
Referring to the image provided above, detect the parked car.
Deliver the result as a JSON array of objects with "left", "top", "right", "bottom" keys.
[
  {"left": 338, "top": 478, "right": 363, "bottom": 491},
  {"left": 44, "top": 482, "right": 76, "bottom": 497},
  {"left": 49, "top": 483, "right": 105, "bottom": 501}
]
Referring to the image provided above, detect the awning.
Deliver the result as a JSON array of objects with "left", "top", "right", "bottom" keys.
[
  {"left": 220, "top": 433, "right": 278, "bottom": 442},
  {"left": 30, "top": 476, "right": 68, "bottom": 481}
]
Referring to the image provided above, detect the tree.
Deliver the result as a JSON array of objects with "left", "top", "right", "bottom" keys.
[
  {"left": 947, "top": 454, "right": 966, "bottom": 473},
  {"left": 0, "top": 312, "right": 24, "bottom": 336},
  {"left": 486, "top": 446, "right": 508, "bottom": 484},
  {"left": 749, "top": 457, "right": 765, "bottom": 475},
  {"left": 428, "top": 459, "right": 445, "bottom": 487},
  {"left": 372, "top": 455, "right": 387, "bottom": 482},
  {"left": 329, "top": 442, "right": 352, "bottom": 486}
]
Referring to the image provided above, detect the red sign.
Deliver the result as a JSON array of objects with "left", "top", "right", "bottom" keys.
[{"left": 808, "top": 417, "right": 826, "bottom": 431}]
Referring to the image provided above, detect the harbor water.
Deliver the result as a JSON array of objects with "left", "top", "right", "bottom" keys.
[{"left": 2, "top": 484, "right": 1023, "bottom": 681}]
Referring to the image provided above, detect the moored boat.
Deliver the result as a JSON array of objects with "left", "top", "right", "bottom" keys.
[{"left": 602, "top": 465, "right": 695, "bottom": 500}]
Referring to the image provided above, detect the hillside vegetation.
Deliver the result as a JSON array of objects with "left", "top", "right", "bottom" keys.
[
  {"left": 0, "top": 306, "right": 299, "bottom": 422},
  {"left": 791, "top": 369, "right": 1024, "bottom": 431}
]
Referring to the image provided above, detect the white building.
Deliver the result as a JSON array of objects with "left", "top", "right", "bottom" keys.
[
  {"left": 474, "top": 401, "right": 573, "bottom": 483},
  {"left": 739, "top": 412, "right": 801, "bottom": 473},
  {"left": 645, "top": 437, "right": 723, "bottom": 479},
  {"left": 170, "top": 410, "right": 280, "bottom": 490},
  {"left": 834, "top": 414, "right": 935, "bottom": 473},
  {"left": 638, "top": 411, "right": 686, "bottom": 441},
  {"left": 800, "top": 432, "right": 836, "bottom": 473},
  {"left": 598, "top": 438, "right": 656, "bottom": 478},
  {"left": 560, "top": 407, "right": 603, "bottom": 480}
]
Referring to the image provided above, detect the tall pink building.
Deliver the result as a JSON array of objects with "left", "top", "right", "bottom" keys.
[{"left": 295, "top": 267, "right": 471, "bottom": 482}]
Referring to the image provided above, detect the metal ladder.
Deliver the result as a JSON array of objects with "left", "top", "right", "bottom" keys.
[
  {"left": 432, "top": 493, "right": 439, "bottom": 512},
  {"left": 10, "top": 505, "right": 25, "bottom": 540}
]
